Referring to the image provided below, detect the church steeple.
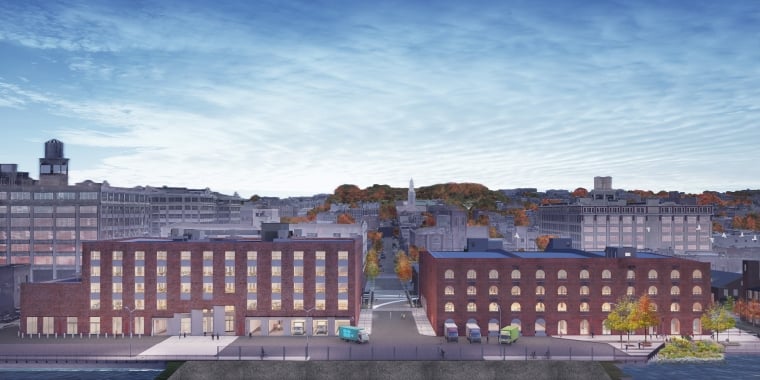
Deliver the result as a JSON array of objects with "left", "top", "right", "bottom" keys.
[{"left": 408, "top": 178, "right": 416, "bottom": 207}]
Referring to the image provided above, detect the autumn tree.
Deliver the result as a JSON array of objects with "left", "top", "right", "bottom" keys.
[
  {"left": 701, "top": 302, "right": 736, "bottom": 341},
  {"left": 421, "top": 212, "right": 436, "bottom": 227},
  {"left": 336, "top": 213, "right": 355, "bottom": 224},
  {"left": 535, "top": 235, "right": 555, "bottom": 251},
  {"left": 697, "top": 191, "right": 725, "bottom": 206},
  {"left": 631, "top": 295, "right": 659, "bottom": 343},
  {"left": 604, "top": 297, "right": 637, "bottom": 343},
  {"left": 507, "top": 208, "right": 529, "bottom": 226},
  {"left": 572, "top": 188, "right": 588, "bottom": 198},
  {"left": 489, "top": 226, "right": 503, "bottom": 238},
  {"left": 379, "top": 202, "right": 397, "bottom": 220},
  {"left": 408, "top": 245, "right": 420, "bottom": 262},
  {"left": 364, "top": 249, "right": 380, "bottom": 288},
  {"left": 395, "top": 251, "right": 413, "bottom": 289},
  {"left": 712, "top": 221, "right": 725, "bottom": 233}
]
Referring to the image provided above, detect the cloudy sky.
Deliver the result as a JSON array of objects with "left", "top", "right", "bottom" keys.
[{"left": 1, "top": 1, "right": 758, "bottom": 198}]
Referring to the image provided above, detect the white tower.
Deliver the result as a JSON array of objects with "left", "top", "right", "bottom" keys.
[{"left": 408, "top": 178, "right": 416, "bottom": 206}]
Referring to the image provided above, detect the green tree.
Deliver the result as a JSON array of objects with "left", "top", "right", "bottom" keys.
[
  {"left": 701, "top": 302, "right": 736, "bottom": 341},
  {"left": 605, "top": 297, "right": 637, "bottom": 343}
]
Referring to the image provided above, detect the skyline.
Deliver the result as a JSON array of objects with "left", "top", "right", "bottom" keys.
[{"left": 1, "top": 1, "right": 759, "bottom": 198}]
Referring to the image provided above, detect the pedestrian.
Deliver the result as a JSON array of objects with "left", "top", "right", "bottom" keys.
[
  {"left": 183, "top": 332, "right": 186, "bottom": 338},
  {"left": 591, "top": 332, "right": 594, "bottom": 338}
]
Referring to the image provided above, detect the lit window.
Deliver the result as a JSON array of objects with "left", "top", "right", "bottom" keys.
[
  {"left": 135, "top": 251, "right": 145, "bottom": 260},
  {"left": 181, "top": 283, "right": 191, "bottom": 293},
  {"left": 316, "top": 251, "right": 325, "bottom": 260},
  {"left": 247, "top": 251, "right": 257, "bottom": 260},
  {"left": 203, "top": 251, "right": 213, "bottom": 261},
  {"left": 602, "top": 286, "right": 611, "bottom": 296},
  {"left": 693, "top": 269, "right": 702, "bottom": 280},
  {"left": 580, "top": 286, "right": 589, "bottom": 296},
  {"left": 338, "top": 300, "right": 348, "bottom": 310},
  {"left": 511, "top": 302, "right": 521, "bottom": 312},
  {"left": 225, "top": 266, "right": 235, "bottom": 276},
  {"left": 536, "top": 286, "right": 545, "bottom": 296},
  {"left": 445, "top": 302, "right": 455, "bottom": 312},
  {"left": 602, "top": 269, "right": 612, "bottom": 280},
  {"left": 557, "top": 286, "right": 567, "bottom": 296},
  {"left": 602, "top": 302, "right": 611, "bottom": 312},
  {"left": 338, "top": 251, "right": 349, "bottom": 260},
  {"left": 670, "top": 303, "right": 680, "bottom": 312},
  {"left": 557, "top": 270, "right": 567, "bottom": 280},
  {"left": 671, "top": 270, "right": 680, "bottom": 280},
  {"left": 294, "top": 251, "right": 304, "bottom": 261},
  {"left": 247, "top": 283, "right": 257, "bottom": 293},
  {"left": 648, "top": 270, "right": 658, "bottom": 280},
  {"left": 203, "top": 266, "right": 213, "bottom": 276},
  {"left": 489, "top": 269, "right": 499, "bottom": 279},
  {"left": 671, "top": 286, "right": 680, "bottom": 296},
  {"left": 112, "top": 283, "right": 122, "bottom": 293},
  {"left": 580, "top": 269, "right": 589, "bottom": 279},
  {"left": 467, "top": 302, "right": 477, "bottom": 312},
  {"left": 204, "top": 282, "right": 213, "bottom": 294},
  {"left": 247, "top": 300, "right": 257, "bottom": 310},
  {"left": 157, "top": 266, "right": 167, "bottom": 277},
  {"left": 91, "top": 266, "right": 101, "bottom": 277},
  {"left": 557, "top": 302, "right": 567, "bottom": 312},
  {"left": 693, "top": 286, "right": 702, "bottom": 295},
  {"left": 272, "top": 266, "right": 281, "bottom": 277},
  {"left": 489, "top": 286, "right": 498, "bottom": 295},
  {"left": 444, "top": 270, "right": 454, "bottom": 279},
  {"left": 445, "top": 286, "right": 454, "bottom": 295},
  {"left": 112, "top": 300, "right": 123, "bottom": 310},
  {"left": 511, "top": 286, "right": 521, "bottom": 296},
  {"left": 225, "top": 251, "right": 235, "bottom": 261},
  {"left": 626, "top": 286, "right": 635, "bottom": 296},
  {"left": 181, "top": 251, "right": 191, "bottom": 260},
  {"left": 157, "top": 251, "right": 167, "bottom": 261},
  {"left": 135, "top": 299, "right": 144, "bottom": 310},
  {"left": 112, "top": 251, "right": 123, "bottom": 260},
  {"left": 536, "top": 269, "right": 545, "bottom": 280},
  {"left": 90, "top": 300, "right": 100, "bottom": 310},
  {"left": 467, "top": 286, "right": 477, "bottom": 296},
  {"left": 157, "top": 283, "right": 166, "bottom": 293},
  {"left": 271, "top": 300, "right": 281, "bottom": 310},
  {"left": 135, "top": 283, "right": 144, "bottom": 293},
  {"left": 91, "top": 283, "right": 100, "bottom": 293},
  {"left": 294, "top": 266, "right": 304, "bottom": 277},
  {"left": 315, "top": 300, "right": 326, "bottom": 310},
  {"left": 91, "top": 251, "right": 101, "bottom": 260},
  {"left": 467, "top": 269, "right": 477, "bottom": 280},
  {"left": 338, "top": 283, "right": 348, "bottom": 294},
  {"left": 157, "top": 299, "right": 167, "bottom": 310},
  {"left": 293, "top": 300, "right": 304, "bottom": 310},
  {"left": 272, "top": 251, "right": 281, "bottom": 260},
  {"left": 247, "top": 266, "right": 257, "bottom": 276},
  {"left": 648, "top": 286, "right": 658, "bottom": 296},
  {"left": 294, "top": 283, "right": 303, "bottom": 294},
  {"left": 135, "top": 266, "right": 144, "bottom": 277},
  {"left": 511, "top": 269, "right": 521, "bottom": 280},
  {"left": 272, "top": 283, "right": 281, "bottom": 293},
  {"left": 489, "top": 302, "right": 499, "bottom": 312},
  {"left": 580, "top": 302, "right": 590, "bottom": 312},
  {"left": 626, "top": 270, "right": 635, "bottom": 280},
  {"left": 181, "top": 266, "right": 191, "bottom": 277},
  {"left": 693, "top": 302, "right": 702, "bottom": 312},
  {"left": 535, "top": 302, "right": 545, "bottom": 312}
]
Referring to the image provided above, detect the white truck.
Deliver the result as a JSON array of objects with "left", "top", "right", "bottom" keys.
[
  {"left": 444, "top": 322, "right": 459, "bottom": 342},
  {"left": 466, "top": 323, "right": 482, "bottom": 343}
]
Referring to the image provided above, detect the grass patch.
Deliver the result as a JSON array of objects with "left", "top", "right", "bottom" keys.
[
  {"left": 154, "top": 361, "right": 185, "bottom": 380},
  {"left": 657, "top": 338, "right": 723, "bottom": 360}
]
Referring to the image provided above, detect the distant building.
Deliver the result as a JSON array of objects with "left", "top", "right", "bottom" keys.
[
  {"left": 0, "top": 264, "right": 29, "bottom": 316},
  {"left": 20, "top": 234, "right": 363, "bottom": 337}
]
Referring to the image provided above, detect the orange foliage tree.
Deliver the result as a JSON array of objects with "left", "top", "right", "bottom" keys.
[
  {"left": 336, "top": 213, "right": 355, "bottom": 224},
  {"left": 631, "top": 295, "right": 659, "bottom": 342},
  {"left": 712, "top": 221, "right": 724, "bottom": 233},
  {"left": 408, "top": 245, "right": 420, "bottom": 262},
  {"left": 572, "top": 187, "right": 588, "bottom": 198},
  {"left": 697, "top": 191, "right": 725, "bottom": 206},
  {"left": 421, "top": 212, "right": 436, "bottom": 227},
  {"left": 535, "top": 235, "right": 555, "bottom": 251},
  {"left": 395, "top": 251, "right": 413, "bottom": 287},
  {"left": 507, "top": 209, "right": 529, "bottom": 226}
]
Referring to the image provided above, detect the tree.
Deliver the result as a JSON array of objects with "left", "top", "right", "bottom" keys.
[
  {"left": 631, "top": 295, "right": 659, "bottom": 342},
  {"left": 395, "top": 251, "right": 413, "bottom": 288},
  {"left": 336, "top": 213, "right": 355, "bottom": 224},
  {"left": 535, "top": 235, "right": 555, "bottom": 251},
  {"left": 408, "top": 245, "right": 420, "bottom": 262},
  {"left": 572, "top": 187, "right": 588, "bottom": 198},
  {"left": 604, "top": 297, "right": 637, "bottom": 343},
  {"left": 701, "top": 302, "right": 736, "bottom": 341}
]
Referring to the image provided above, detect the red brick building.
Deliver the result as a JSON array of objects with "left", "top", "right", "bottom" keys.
[
  {"left": 21, "top": 236, "right": 363, "bottom": 337},
  {"left": 419, "top": 247, "right": 711, "bottom": 338}
]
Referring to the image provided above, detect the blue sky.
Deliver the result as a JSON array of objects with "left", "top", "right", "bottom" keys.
[{"left": 1, "top": 1, "right": 758, "bottom": 198}]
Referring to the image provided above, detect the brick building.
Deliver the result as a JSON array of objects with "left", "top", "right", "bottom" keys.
[
  {"left": 418, "top": 245, "right": 711, "bottom": 338},
  {"left": 20, "top": 236, "right": 363, "bottom": 337}
]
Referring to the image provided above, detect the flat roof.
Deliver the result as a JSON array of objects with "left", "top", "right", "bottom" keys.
[
  {"left": 428, "top": 251, "right": 511, "bottom": 259},
  {"left": 430, "top": 250, "right": 670, "bottom": 260}
]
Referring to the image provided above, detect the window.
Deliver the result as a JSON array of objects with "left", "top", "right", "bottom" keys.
[
  {"left": 671, "top": 286, "right": 680, "bottom": 296},
  {"left": 271, "top": 300, "right": 281, "bottom": 311},
  {"left": 511, "top": 269, "right": 521, "bottom": 280},
  {"left": 113, "top": 266, "right": 123, "bottom": 277},
  {"left": 338, "top": 300, "right": 348, "bottom": 310},
  {"left": 67, "top": 317, "right": 77, "bottom": 334},
  {"left": 157, "top": 266, "right": 167, "bottom": 276},
  {"left": 467, "top": 269, "right": 477, "bottom": 280},
  {"left": 91, "top": 266, "right": 100, "bottom": 277},
  {"left": 445, "top": 286, "right": 454, "bottom": 295},
  {"left": 247, "top": 266, "right": 257, "bottom": 276},
  {"left": 112, "top": 251, "right": 123, "bottom": 260},
  {"left": 225, "top": 251, "right": 235, "bottom": 261},
  {"left": 488, "top": 286, "right": 498, "bottom": 295},
  {"left": 294, "top": 251, "right": 304, "bottom": 261},
  {"left": 693, "top": 286, "right": 702, "bottom": 295},
  {"left": 511, "top": 286, "right": 521, "bottom": 296},
  {"left": 557, "top": 286, "right": 567, "bottom": 296},
  {"left": 315, "top": 300, "right": 325, "bottom": 310},
  {"left": 467, "top": 302, "right": 477, "bottom": 312},
  {"left": 535, "top": 302, "right": 545, "bottom": 312},
  {"left": 112, "top": 300, "right": 123, "bottom": 310},
  {"left": 204, "top": 282, "right": 213, "bottom": 294},
  {"left": 671, "top": 303, "right": 680, "bottom": 312},
  {"left": 626, "top": 286, "right": 635, "bottom": 296},
  {"left": 445, "top": 302, "right": 455, "bottom": 312},
  {"left": 580, "top": 269, "right": 590, "bottom": 280},
  {"left": 648, "top": 270, "right": 658, "bottom": 280},
  {"left": 247, "top": 251, "right": 257, "bottom": 260},
  {"left": 693, "top": 269, "right": 702, "bottom": 280},
  {"left": 91, "top": 283, "right": 100, "bottom": 293},
  {"left": 157, "top": 299, "right": 167, "bottom": 310},
  {"left": 580, "top": 286, "right": 589, "bottom": 296},
  {"left": 293, "top": 283, "right": 303, "bottom": 294},
  {"left": 536, "top": 269, "right": 545, "bottom": 280},
  {"left": 247, "top": 283, "right": 257, "bottom": 293},
  {"left": 316, "top": 251, "right": 325, "bottom": 261},
  {"left": 272, "top": 283, "right": 281, "bottom": 293},
  {"left": 203, "top": 266, "right": 213, "bottom": 276},
  {"left": 181, "top": 266, "right": 191, "bottom": 277},
  {"left": 181, "top": 251, "right": 191, "bottom": 260},
  {"left": 602, "top": 269, "right": 611, "bottom": 280},
  {"left": 181, "top": 283, "right": 191, "bottom": 293},
  {"left": 294, "top": 266, "right": 304, "bottom": 277},
  {"left": 135, "top": 251, "right": 145, "bottom": 260},
  {"left": 602, "top": 302, "right": 611, "bottom": 312},
  {"left": 338, "top": 251, "right": 348, "bottom": 260},
  {"left": 444, "top": 270, "right": 454, "bottom": 279},
  {"left": 557, "top": 302, "right": 567, "bottom": 312},
  {"left": 671, "top": 270, "right": 680, "bottom": 280},
  {"left": 225, "top": 266, "right": 235, "bottom": 276},
  {"left": 489, "top": 302, "right": 499, "bottom": 312},
  {"left": 89, "top": 317, "right": 100, "bottom": 334},
  {"left": 90, "top": 300, "right": 100, "bottom": 310},
  {"left": 511, "top": 302, "right": 521, "bottom": 312},
  {"left": 247, "top": 300, "right": 257, "bottom": 310},
  {"left": 272, "top": 266, "right": 281, "bottom": 277},
  {"left": 536, "top": 286, "right": 545, "bottom": 296},
  {"left": 626, "top": 270, "right": 635, "bottom": 280},
  {"left": 272, "top": 251, "right": 281, "bottom": 260},
  {"left": 648, "top": 286, "right": 658, "bottom": 296},
  {"left": 112, "top": 283, "right": 123, "bottom": 293},
  {"left": 157, "top": 282, "right": 166, "bottom": 293},
  {"left": 203, "top": 251, "right": 213, "bottom": 261},
  {"left": 226, "top": 282, "right": 237, "bottom": 293},
  {"left": 580, "top": 302, "right": 590, "bottom": 312},
  {"left": 693, "top": 302, "right": 702, "bottom": 312},
  {"left": 489, "top": 269, "right": 499, "bottom": 279},
  {"left": 293, "top": 299, "right": 304, "bottom": 310},
  {"left": 557, "top": 270, "right": 567, "bottom": 280},
  {"left": 602, "top": 286, "right": 612, "bottom": 296},
  {"left": 157, "top": 251, "right": 167, "bottom": 261}
]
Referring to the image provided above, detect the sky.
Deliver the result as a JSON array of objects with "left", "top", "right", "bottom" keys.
[{"left": 0, "top": 1, "right": 759, "bottom": 198}]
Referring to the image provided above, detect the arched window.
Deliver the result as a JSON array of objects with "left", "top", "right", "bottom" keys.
[
  {"left": 580, "top": 269, "right": 590, "bottom": 279},
  {"left": 580, "top": 302, "right": 590, "bottom": 312},
  {"left": 444, "top": 286, "right": 454, "bottom": 295},
  {"left": 444, "top": 269, "right": 454, "bottom": 279},
  {"left": 671, "top": 286, "right": 680, "bottom": 296},
  {"left": 580, "top": 286, "right": 590, "bottom": 296},
  {"left": 445, "top": 302, "right": 454, "bottom": 312},
  {"left": 511, "top": 286, "right": 521, "bottom": 296},
  {"left": 557, "top": 286, "right": 567, "bottom": 295},
  {"left": 489, "top": 302, "right": 499, "bottom": 312},
  {"left": 626, "top": 286, "right": 636, "bottom": 296},
  {"left": 467, "top": 269, "right": 477, "bottom": 280},
  {"left": 467, "top": 286, "right": 477, "bottom": 296},
  {"left": 467, "top": 302, "right": 477, "bottom": 312},
  {"left": 536, "top": 269, "right": 545, "bottom": 280},
  {"left": 671, "top": 302, "right": 680, "bottom": 312},
  {"left": 693, "top": 302, "right": 702, "bottom": 312},
  {"left": 511, "top": 269, "right": 520, "bottom": 280},
  {"left": 693, "top": 269, "right": 702, "bottom": 280},
  {"left": 627, "top": 270, "right": 636, "bottom": 280},
  {"left": 488, "top": 286, "right": 498, "bottom": 296},
  {"left": 602, "top": 286, "right": 612, "bottom": 296},
  {"left": 651, "top": 303, "right": 658, "bottom": 311},
  {"left": 489, "top": 269, "right": 499, "bottom": 279},
  {"left": 648, "top": 286, "right": 657, "bottom": 296},
  {"left": 511, "top": 302, "right": 521, "bottom": 312},
  {"left": 557, "top": 302, "right": 567, "bottom": 312},
  {"left": 536, "top": 286, "right": 545, "bottom": 296},
  {"left": 648, "top": 269, "right": 658, "bottom": 280},
  {"left": 602, "top": 269, "right": 612, "bottom": 280},
  {"left": 558, "top": 269, "right": 567, "bottom": 280},
  {"left": 671, "top": 270, "right": 680, "bottom": 280},
  {"left": 692, "top": 286, "right": 702, "bottom": 295},
  {"left": 602, "top": 302, "right": 611, "bottom": 312},
  {"left": 535, "top": 302, "right": 545, "bottom": 312}
]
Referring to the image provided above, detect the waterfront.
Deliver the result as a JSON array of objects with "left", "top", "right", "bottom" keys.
[
  {"left": 621, "top": 354, "right": 759, "bottom": 379},
  {"left": 0, "top": 368, "right": 162, "bottom": 380}
]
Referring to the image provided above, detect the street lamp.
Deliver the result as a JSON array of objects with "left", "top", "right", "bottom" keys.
[
  {"left": 305, "top": 307, "right": 315, "bottom": 350},
  {"left": 124, "top": 306, "right": 135, "bottom": 338}
]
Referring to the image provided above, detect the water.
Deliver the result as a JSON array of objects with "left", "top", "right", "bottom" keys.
[
  {"left": 621, "top": 354, "right": 760, "bottom": 379},
  {"left": 0, "top": 368, "right": 162, "bottom": 380}
]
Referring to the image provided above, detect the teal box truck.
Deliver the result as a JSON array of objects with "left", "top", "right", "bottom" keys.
[{"left": 338, "top": 325, "right": 370, "bottom": 343}]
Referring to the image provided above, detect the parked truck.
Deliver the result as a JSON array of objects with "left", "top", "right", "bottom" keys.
[
  {"left": 465, "top": 323, "right": 482, "bottom": 343},
  {"left": 338, "top": 325, "right": 370, "bottom": 343},
  {"left": 498, "top": 326, "right": 520, "bottom": 344},
  {"left": 444, "top": 322, "right": 458, "bottom": 342}
]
